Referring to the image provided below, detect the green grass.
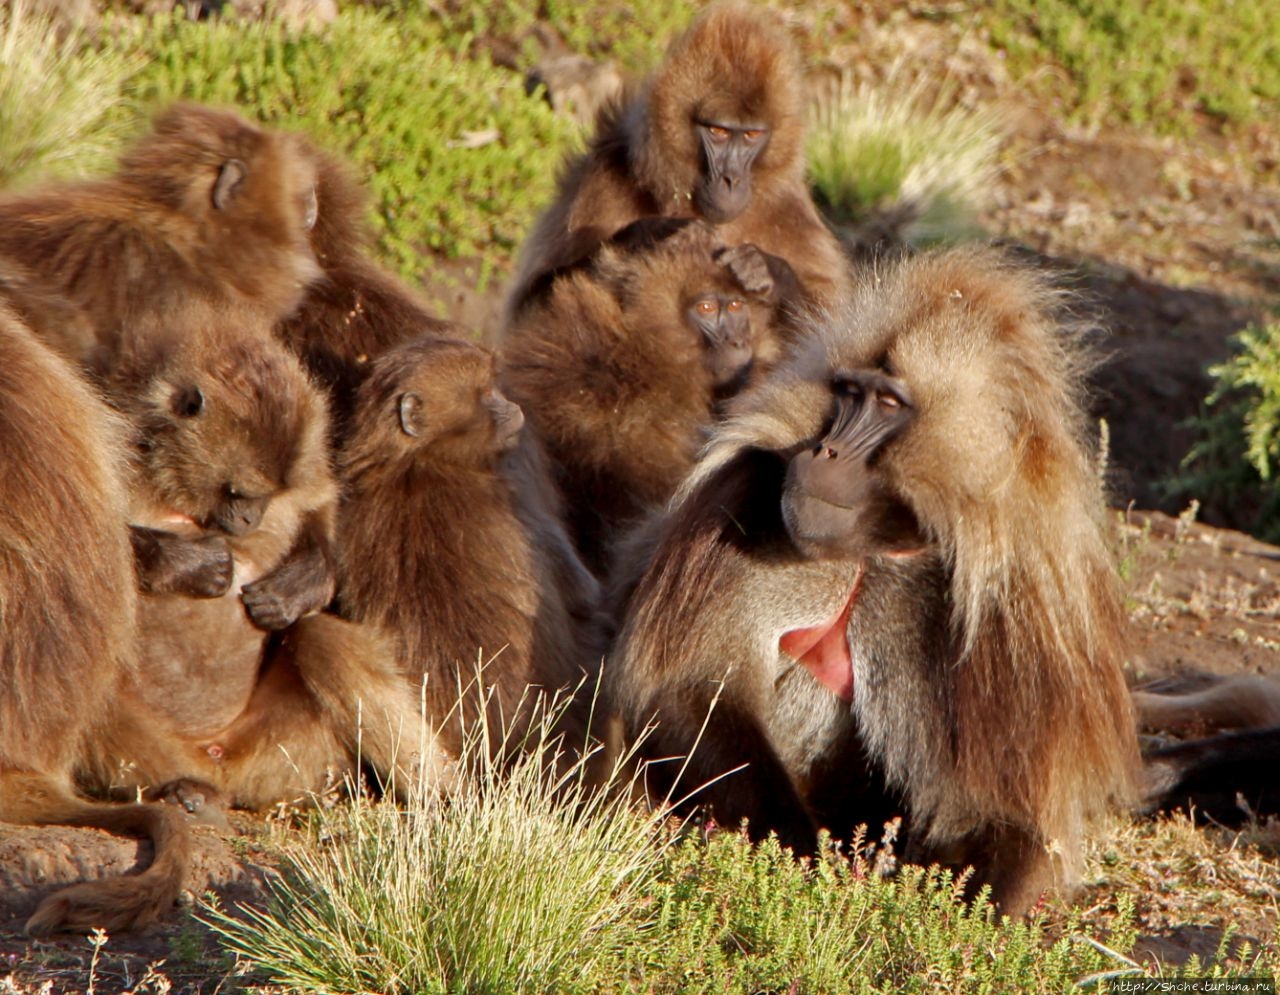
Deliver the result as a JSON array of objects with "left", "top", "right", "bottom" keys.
[
  {"left": 990, "top": 0, "right": 1280, "bottom": 133},
  {"left": 807, "top": 72, "right": 1002, "bottom": 246},
  {"left": 205, "top": 698, "right": 670, "bottom": 995},
  {"left": 0, "top": 0, "right": 138, "bottom": 187}
]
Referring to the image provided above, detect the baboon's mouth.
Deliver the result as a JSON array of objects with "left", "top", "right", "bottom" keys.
[{"left": 778, "top": 569, "right": 862, "bottom": 702}]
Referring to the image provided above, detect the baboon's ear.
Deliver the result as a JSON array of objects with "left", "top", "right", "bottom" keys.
[
  {"left": 398, "top": 391, "right": 424, "bottom": 437},
  {"left": 212, "top": 158, "right": 248, "bottom": 210}
]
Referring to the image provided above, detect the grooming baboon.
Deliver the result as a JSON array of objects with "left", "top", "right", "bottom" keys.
[
  {"left": 273, "top": 144, "right": 458, "bottom": 440},
  {"left": 501, "top": 220, "right": 780, "bottom": 574},
  {"left": 91, "top": 304, "right": 443, "bottom": 813},
  {"left": 0, "top": 304, "right": 191, "bottom": 937},
  {"left": 506, "top": 2, "right": 848, "bottom": 319},
  {"left": 608, "top": 246, "right": 1139, "bottom": 915},
  {"left": 0, "top": 102, "right": 320, "bottom": 369},
  {"left": 338, "top": 336, "right": 602, "bottom": 764}
]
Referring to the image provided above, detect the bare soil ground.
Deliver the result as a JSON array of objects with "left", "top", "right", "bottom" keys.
[{"left": 3, "top": 7, "right": 1279, "bottom": 993}]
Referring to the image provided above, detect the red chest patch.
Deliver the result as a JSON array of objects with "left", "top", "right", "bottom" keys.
[{"left": 778, "top": 573, "right": 862, "bottom": 702}]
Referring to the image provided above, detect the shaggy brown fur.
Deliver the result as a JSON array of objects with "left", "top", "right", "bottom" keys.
[
  {"left": 0, "top": 102, "right": 319, "bottom": 369},
  {"left": 274, "top": 144, "right": 458, "bottom": 440},
  {"left": 607, "top": 246, "right": 1139, "bottom": 916},
  {"left": 501, "top": 221, "right": 781, "bottom": 575},
  {"left": 88, "top": 304, "right": 443, "bottom": 813},
  {"left": 0, "top": 304, "right": 192, "bottom": 937},
  {"left": 506, "top": 2, "right": 848, "bottom": 318},
  {"left": 338, "top": 337, "right": 602, "bottom": 763}
]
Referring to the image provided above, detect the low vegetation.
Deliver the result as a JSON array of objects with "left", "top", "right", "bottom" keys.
[
  {"left": 991, "top": 0, "right": 1280, "bottom": 133},
  {"left": 0, "top": 0, "right": 137, "bottom": 187}
]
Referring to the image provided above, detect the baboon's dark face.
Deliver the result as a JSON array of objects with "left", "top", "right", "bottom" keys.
[
  {"left": 686, "top": 289, "right": 753, "bottom": 389},
  {"left": 692, "top": 120, "right": 769, "bottom": 223},
  {"left": 781, "top": 369, "right": 922, "bottom": 561}
]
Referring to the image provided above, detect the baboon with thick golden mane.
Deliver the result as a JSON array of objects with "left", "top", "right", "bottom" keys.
[{"left": 607, "top": 246, "right": 1139, "bottom": 916}]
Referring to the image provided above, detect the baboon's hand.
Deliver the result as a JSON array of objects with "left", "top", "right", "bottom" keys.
[
  {"left": 714, "top": 243, "right": 775, "bottom": 300},
  {"left": 132, "top": 526, "right": 233, "bottom": 598},
  {"left": 241, "top": 528, "right": 335, "bottom": 630}
]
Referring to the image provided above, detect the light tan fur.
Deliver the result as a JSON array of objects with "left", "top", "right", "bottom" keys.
[
  {"left": 86, "top": 304, "right": 444, "bottom": 812},
  {"left": 1134, "top": 674, "right": 1280, "bottom": 735}
]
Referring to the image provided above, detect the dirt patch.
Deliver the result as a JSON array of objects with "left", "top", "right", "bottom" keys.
[{"left": 0, "top": 817, "right": 278, "bottom": 994}]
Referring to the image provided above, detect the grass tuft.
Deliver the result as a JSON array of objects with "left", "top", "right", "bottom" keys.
[
  {"left": 204, "top": 692, "right": 667, "bottom": 994},
  {"left": 807, "top": 71, "right": 1003, "bottom": 248},
  {"left": 0, "top": 0, "right": 138, "bottom": 188}
]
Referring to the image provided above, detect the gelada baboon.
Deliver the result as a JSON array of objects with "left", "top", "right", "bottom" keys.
[
  {"left": 0, "top": 304, "right": 191, "bottom": 937},
  {"left": 92, "top": 304, "right": 444, "bottom": 814},
  {"left": 608, "top": 246, "right": 1139, "bottom": 915},
  {"left": 1133, "top": 673, "right": 1280, "bottom": 736},
  {"left": 501, "top": 220, "right": 780, "bottom": 574},
  {"left": 338, "top": 337, "right": 602, "bottom": 763},
  {"left": 273, "top": 143, "right": 457, "bottom": 441},
  {"left": 1142, "top": 727, "right": 1280, "bottom": 824},
  {"left": 0, "top": 102, "right": 320, "bottom": 368},
  {"left": 1135, "top": 674, "right": 1280, "bottom": 823},
  {"left": 506, "top": 1, "right": 848, "bottom": 319}
]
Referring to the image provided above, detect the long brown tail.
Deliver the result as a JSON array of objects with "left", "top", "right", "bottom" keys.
[{"left": 21, "top": 789, "right": 192, "bottom": 937}]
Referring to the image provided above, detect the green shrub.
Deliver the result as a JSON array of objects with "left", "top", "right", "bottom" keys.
[
  {"left": 807, "top": 73, "right": 1002, "bottom": 246},
  {"left": 991, "top": 0, "right": 1280, "bottom": 133},
  {"left": 1172, "top": 321, "right": 1280, "bottom": 542},
  {"left": 0, "top": 0, "right": 138, "bottom": 188},
  {"left": 116, "top": 7, "right": 579, "bottom": 284}
]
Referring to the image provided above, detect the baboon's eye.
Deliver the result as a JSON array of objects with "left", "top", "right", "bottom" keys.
[
  {"left": 707, "top": 125, "right": 731, "bottom": 142},
  {"left": 696, "top": 299, "right": 718, "bottom": 315},
  {"left": 742, "top": 129, "right": 765, "bottom": 142},
  {"left": 171, "top": 384, "right": 204, "bottom": 418},
  {"left": 726, "top": 299, "right": 745, "bottom": 312}
]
